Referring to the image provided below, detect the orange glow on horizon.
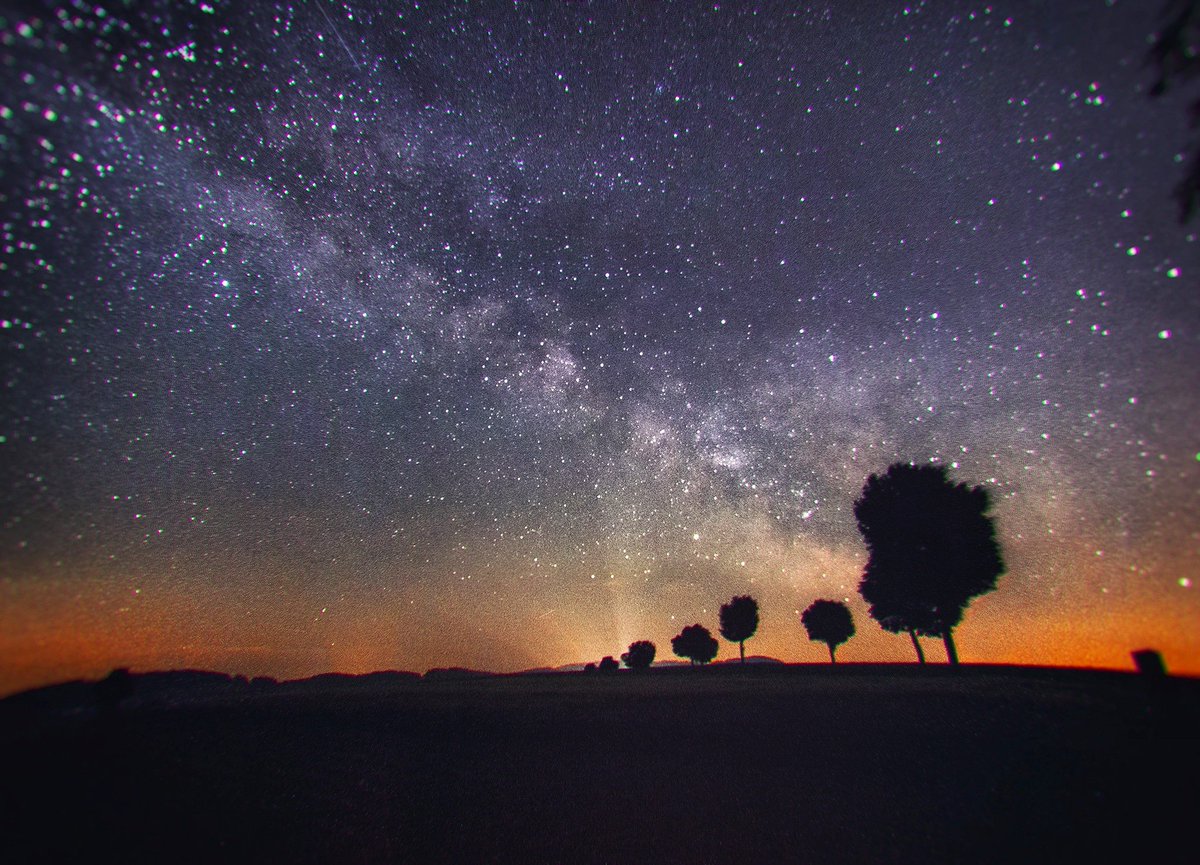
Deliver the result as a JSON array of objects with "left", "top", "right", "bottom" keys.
[{"left": 4, "top": 561, "right": 1197, "bottom": 698}]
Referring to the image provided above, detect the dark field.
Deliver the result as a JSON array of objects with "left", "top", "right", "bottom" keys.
[{"left": 2, "top": 665, "right": 1197, "bottom": 864}]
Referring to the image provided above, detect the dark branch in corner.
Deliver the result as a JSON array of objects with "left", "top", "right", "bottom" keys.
[{"left": 1149, "top": 0, "right": 1200, "bottom": 221}]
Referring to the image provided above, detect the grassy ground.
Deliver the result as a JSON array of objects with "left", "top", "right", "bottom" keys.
[{"left": 2, "top": 664, "right": 1196, "bottom": 864}]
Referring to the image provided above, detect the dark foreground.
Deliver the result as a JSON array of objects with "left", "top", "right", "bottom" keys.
[{"left": 2, "top": 664, "right": 1197, "bottom": 864}]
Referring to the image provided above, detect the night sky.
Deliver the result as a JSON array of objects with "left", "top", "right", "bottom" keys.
[{"left": 2, "top": 0, "right": 1197, "bottom": 695}]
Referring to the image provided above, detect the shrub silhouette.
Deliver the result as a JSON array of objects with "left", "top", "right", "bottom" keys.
[
  {"left": 583, "top": 662, "right": 597, "bottom": 674},
  {"left": 718, "top": 595, "right": 759, "bottom": 663},
  {"left": 855, "top": 463, "right": 1004, "bottom": 664},
  {"left": 621, "top": 640, "right": 656, "bottom": 670},
  {"left": 598, "top": 655, "right": 619, "bottom": 673},
  {"left": 671, "top": 624, "right": 719, "bottom": 665},
  {"left": 800, "top": 600, "right": 855, "bottom": 663},
  {"left": 1132, "top": 648, "right": 1167, "bottom": 677}
]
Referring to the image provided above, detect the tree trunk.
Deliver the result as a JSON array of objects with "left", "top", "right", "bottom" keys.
[
  {"left": 828, "top": 643, "right": 836, "bottom": 664},
  {"left": 943, "top": 630, "right": 959, "bottom": 665},
  {"left": 739, "top": 640, "right": 745, "bottom": 663},
  {"left": 908, "top": 629, "right": 926, "bottom": 664}
]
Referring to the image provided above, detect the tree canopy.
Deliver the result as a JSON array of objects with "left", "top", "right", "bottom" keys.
[
  {"left": 800, "top": 600, "right": 855, "bottom": 663},
  {"left": 718, "top": 595, "right": 759, "bottom": 662},
  {"left": 622, "top": 640, "right": 656, "bottom": 670},
  {"left": 855, "top": 463, "right": 1004, "bottom": 664},
  {"left": 671, "top": 624, "right": 719, "bottom": 665}
]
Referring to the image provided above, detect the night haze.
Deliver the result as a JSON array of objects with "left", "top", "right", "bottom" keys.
[{"left": 1, "top": 0, "right": 1197, "bottom": 696}]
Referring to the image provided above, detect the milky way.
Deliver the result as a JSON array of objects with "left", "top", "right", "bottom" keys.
[{"left": 2, "top": 0, "right": 1197, "bottom": 693}]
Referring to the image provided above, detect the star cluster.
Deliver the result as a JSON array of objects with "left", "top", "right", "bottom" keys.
[{"left": 1, "top": 0, "right": 1197, "bottom": 693}]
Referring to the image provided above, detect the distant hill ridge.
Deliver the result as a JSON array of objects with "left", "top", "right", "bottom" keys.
[{"left": 4, "top": 654, "right": 793, "bottom": 706}]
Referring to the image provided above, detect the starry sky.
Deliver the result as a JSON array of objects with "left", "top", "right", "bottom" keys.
[{"left": 2, "top": 0, "right": 1197, "bottom": 695}]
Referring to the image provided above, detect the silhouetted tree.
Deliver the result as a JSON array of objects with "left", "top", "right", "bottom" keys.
[
  {"left": 95, "top": 667, "right": 134, "bottom": 712},
  {"left": 1150, "top": 0, "right": 1200, "bottom": 220},
  {"left": 800, "top": 600, "right": 855, "bottom": 663},
  {"left": 718, "top": 595, "right": 759, "bottom": 662},
  {"left": 583, "top": 662, "right": 597, "bottom": 674},
  {"left": 621, "top": 640, "right": 656, "bottom": 670},
  {"left": 855, "top": 463, "right": 1005, "bottom": 665},
  {"left": 671, "top": 624, "right": 719, "bottom": 665},
  {"left": 598, "top": 655, "right": 619, "bottom": 673}
]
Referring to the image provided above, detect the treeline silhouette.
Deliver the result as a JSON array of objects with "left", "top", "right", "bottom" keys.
[{"left": 586, "top": 461, "right": 1006, "bottom": 670}]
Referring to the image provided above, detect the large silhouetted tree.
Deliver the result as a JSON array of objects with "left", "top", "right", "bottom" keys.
[
  {"left": 621, "top": 640, "right": 656, "bottom": 670},
  {"left": 671, "top": 624, "right": 719, "bottom": 665},
  {"left": 855, "top": 463, "right": 1004, "bottom": 665},
  {"left": 718, "top": 595, "right": 759, "bottom": 662},
  {"left": 800, "top": 600, "right": 855, "bottom": 663}
]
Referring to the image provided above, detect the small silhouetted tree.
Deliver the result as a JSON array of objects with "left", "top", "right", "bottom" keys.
[
  {"left": 855, "top": 463, "right": 1005, "bottom": 665},
  {"left": 621, "top": 640, "right": 656, "bottom": 670},
  {"left": 801, "top": 600, "right": 856, "bottom": 663},
  {"left": 718, "top": 595, "right": 759, "bottom": 662},
  {"left": 583, "top": 662, "right": 597, "bottom": 674},
  {"left": 598, "top": 655, "right": 619, "bottom": 673},
  {"left": 672, "top": 624, "right": 719, "bottom": 665}
]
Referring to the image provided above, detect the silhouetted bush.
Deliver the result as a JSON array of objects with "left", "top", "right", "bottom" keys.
[
  {"left": 671, "top": 624, "right": 719, "bottom": 665},
  {"left": 622, "top": 640, "right": 656, "bottom": 670},
  {"left": 855, "top": 463, "right": 1004, "bottom": 664},
  {"left": 1132, "top": 648, "right": 1167, "bottom": 677},
  {"left": 583, "top": 662, "right": 597, "bottom": 674},
  {"left": 801, "top": 600, "right": 855, "bottom": 663},
  {"left": 719, "top": 595, "right": 759, "bottom": 663},
  {"left": 598, "top": 656, "right": 619, "bottom": 673}
]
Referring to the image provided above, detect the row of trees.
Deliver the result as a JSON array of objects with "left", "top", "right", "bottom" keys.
[
  {"left": 667, "top": 596, "right": 856, "bottom": 665},
  {"left": 594, "top": 461, "right": 1005, "bottom": 669},
  {"left": 583, "top": 595, "right": 763, "bottom": 670},
  {"left": 672, "top": 593, "right": 758, "bottom": 665},
  {"left": 662, "top": 593, "right": 852, "bottom": 664}
]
